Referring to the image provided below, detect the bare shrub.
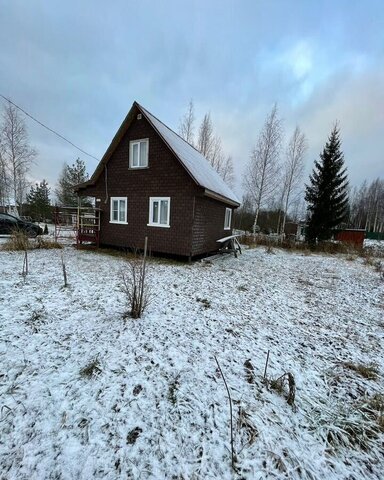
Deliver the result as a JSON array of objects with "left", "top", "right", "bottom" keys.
[
  {"left": 120, "top": 252, "right": 150, "bottom": 319},
  {"left": 25, "top": 304, "right": 47, "bottom": 332}
]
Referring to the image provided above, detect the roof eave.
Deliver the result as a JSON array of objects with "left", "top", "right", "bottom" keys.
[
  {"left": 74, "top": 180, "right": 93, "bottom": 192},
  {"left": 204, "top": 189, "right": 240, "bottom": 207}
]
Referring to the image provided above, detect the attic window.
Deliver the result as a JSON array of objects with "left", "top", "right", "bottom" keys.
[
  {"left": 137, "top": 114, "right": 142, "bottom": 120},
  {"left": 129, "top": 139, "right": 149, "bottom": 168}
]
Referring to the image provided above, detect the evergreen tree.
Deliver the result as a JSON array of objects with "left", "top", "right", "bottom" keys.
[
  {"left": 55, "top": 158, "right": 90, "bottom": 206},
  {"left": 26, "top": 179, "right": 51, "bottom": 221},
  {"left": 305, "top": 125, "right": 349, "bottom": 243}
]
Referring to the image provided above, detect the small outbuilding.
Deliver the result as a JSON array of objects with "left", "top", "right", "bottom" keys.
[
  {"left": 334, "top": 228, "right": 365, "bottom": 248},
  {"left": 75, "top": 102, "right": 240, "bottom": 258}
]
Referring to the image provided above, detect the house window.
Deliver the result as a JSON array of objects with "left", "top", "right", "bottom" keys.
[
  {"left": 148, "top": 197, "right": 170, "bottom": 227},
  {"left": 224, "top": 208, "right": 232, "bottom": 230},
  {"left": 129, "top": 139, "right": 149, "bottom": 168},
  {"left": 110, "top": 197, "right": 127, "bottom": 224}
]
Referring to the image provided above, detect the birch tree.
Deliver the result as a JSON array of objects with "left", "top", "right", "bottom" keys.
[
  {"left": 243, "top": 105, "right": 283, "bottom": 233},
  {"left": 179, "top": 103, "right": 235, "bottom": 187},
  {"left": 0, "top": 141, "right": 8, "bottom": 206},
  {"left": 197, "top": 113, "right": 215, "bottom": 158},
  {"left": 178, "top": 100, "right": 195, "bottom": 145},
  {"left": 1, "top": 102, "right": 36, "bottom": 209},
  {"left": 279, "top": 126, "right": 307, "bottom": 234},
  {"left": 197, "top": 113, "right": 235, "bottom": 187}
]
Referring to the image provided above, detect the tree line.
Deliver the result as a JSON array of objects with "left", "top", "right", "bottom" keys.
[{"left": 0, "top": 99, "right": 382, "bottom": 239}]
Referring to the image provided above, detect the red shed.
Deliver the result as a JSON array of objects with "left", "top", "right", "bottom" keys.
[{"left": 334, "top": 229, "right": 365, "bottom": 247}]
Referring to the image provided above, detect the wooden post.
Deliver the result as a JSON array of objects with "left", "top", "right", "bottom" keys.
[
  {"left": 263, "top": 350, "right": 270, "bottom": 379},
  {"left": 61, "top": 252, "right": 68, "bottom": 287},
  {"left": 22, "top": 248, "right": 28, "bottom": 276},
  {"left": 138, "top": 236, "right": 148, "bottom": 314}
]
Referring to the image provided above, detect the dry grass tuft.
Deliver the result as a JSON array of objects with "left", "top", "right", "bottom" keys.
[
  {"left": 2, "top": 230, "right": 30, "bottom": 251},
  {"left": 1, "top": 231, "right": 63, "bottom": 251},
  {"left": 35, "top": 237, "right": 63, "bottom": 249},
  {"left": 343, "top": 362, "right": 379, "bottom": 380},
  {"left": 360, "top": 394, "right": 384, "bottom": 432},
  {"left": 237, "top": 406, "right": 258, "bottom": 444},
  {"left": 80, "top": 358, "right": 102, "bottom": 378},
  {"left": 270, "top": 372, "right": 296, "bottom": 406}
]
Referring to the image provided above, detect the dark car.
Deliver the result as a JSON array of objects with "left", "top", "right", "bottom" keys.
[{"left": 0, "top": 213, "right": 43, "bottom": 237}]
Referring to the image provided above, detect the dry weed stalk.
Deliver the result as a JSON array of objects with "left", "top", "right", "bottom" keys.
[{"left": 214, "top": 355, "right": 236, "bottom": 472}]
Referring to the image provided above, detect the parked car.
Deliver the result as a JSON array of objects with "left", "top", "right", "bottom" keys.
[{"left": 0, "top": 213, "right": 43, "bottom": 237}]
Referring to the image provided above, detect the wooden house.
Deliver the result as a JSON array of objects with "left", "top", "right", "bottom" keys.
[{"left": 75, "top": 102, "right": 240, "bottom": 258}]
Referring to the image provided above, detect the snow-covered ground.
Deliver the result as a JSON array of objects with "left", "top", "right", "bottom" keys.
[{"left": 0, "top": 245, "right": 383, "bottom": 479}]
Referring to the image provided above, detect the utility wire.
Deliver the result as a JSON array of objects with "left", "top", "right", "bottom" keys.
[{"left": 0, "top": 94, "right": 100, "bottom": 162}]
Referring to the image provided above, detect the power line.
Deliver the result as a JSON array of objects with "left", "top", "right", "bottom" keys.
[{"left": 0, "top": 94, "right": 100, "bottom": 162}]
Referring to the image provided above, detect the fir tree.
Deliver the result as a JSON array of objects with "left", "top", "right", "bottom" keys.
[
  {"left": 305, "top": 125, "right": 349, "bottom": 243},
  {"left": 55, "top": 158, "right": 90, "bottom": 206},
  {"left": 26, "top": 179, "right": 51, "bottom": 221}
]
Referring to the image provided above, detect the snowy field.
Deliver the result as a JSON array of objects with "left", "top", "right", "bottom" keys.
[{"left": 0, "top": 245, "right": 383, "bottom": 479}]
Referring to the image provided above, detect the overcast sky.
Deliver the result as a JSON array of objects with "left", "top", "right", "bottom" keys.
[{"left": 1, "top": 0, "right": 383, "bottom": 199}]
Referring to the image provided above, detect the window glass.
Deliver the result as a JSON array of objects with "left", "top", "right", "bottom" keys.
[
  {"left": 119, "top": 200, "right": 125, "bottom": 222},
  {"left": 132, "top": 143, "right": 139, "bottom": 166},
  {"left": 112, "top": 200, "right": 119, "bottom": 221},
  {"left": 224, "top": 208, "right": 232, "bottom": 229},
  {"left": 152, "top": 201, "right": 159, "bottom": 223},
  {"left": 160, "top": 200, "right": 168, "bottom": 224},
  {"left": 140, "top": 141, "right": 148, "bottom": 166}
]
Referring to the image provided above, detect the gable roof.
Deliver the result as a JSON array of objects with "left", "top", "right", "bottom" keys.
[{"left": 76, "top": 102, "right": 240, "bottom": 206}]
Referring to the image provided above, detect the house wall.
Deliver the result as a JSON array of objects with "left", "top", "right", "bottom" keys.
[
  {"left": 79, "top": 108, "right": 236, "bottom": 258},
  {"left": 80, "top": 112, "right": 198, "bottom": 256},
  {"left": 191, "top": 196, "right": 232, "bottom": 256}
]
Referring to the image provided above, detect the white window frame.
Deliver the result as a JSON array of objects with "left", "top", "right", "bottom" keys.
[
  {"left": 110, "top": 197, "right": 128, "bottom": 224},
  {"left": 129, "top": 138, "right": 149, "bottom": 168},
  {"left": 224, "top": 207, "right": 232, "bottom": 230},
  {"left": 148, "top": 197, "right": 170, "bottom": 228}
]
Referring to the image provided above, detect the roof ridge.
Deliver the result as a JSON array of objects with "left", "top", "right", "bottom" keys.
[{"left": 135, "top": 102, "right": 203, "bottom": 155}]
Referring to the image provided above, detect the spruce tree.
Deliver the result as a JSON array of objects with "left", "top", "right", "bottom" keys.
[
  {"left": 55, "top": 158, "right": 90, "bottom": 206},
  {"left": 26, "top": 179, "right": 51, "bottom": 221},
  {"left": 305, "top": 125, "right": 349, "bottom": 243}
]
